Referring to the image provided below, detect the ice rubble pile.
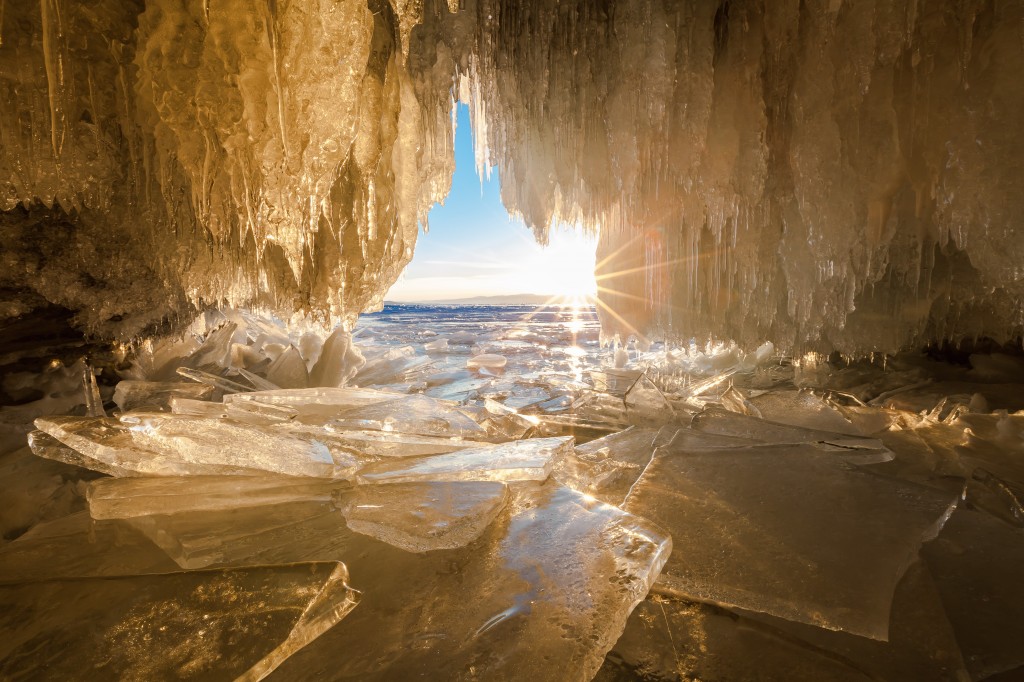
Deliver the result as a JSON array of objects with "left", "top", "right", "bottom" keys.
[
  {"left": 2, "top": 308, "right": 1024, "bottom": 680},
  {"left": 3, "top": 0, "right": 1023, "bottom": 351}
]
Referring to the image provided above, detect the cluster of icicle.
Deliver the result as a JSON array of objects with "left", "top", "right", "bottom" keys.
[{"left": 2, "top": 0, "right": 1023, "bottom": 351}]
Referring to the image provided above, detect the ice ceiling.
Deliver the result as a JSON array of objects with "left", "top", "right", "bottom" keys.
[{"left": 1, "top": 0, "right": 1022, "bottom": 353}]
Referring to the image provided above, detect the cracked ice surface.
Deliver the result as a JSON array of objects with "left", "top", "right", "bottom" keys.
[{"left": 3, "top": 306, "right": 1024, "bottom": 680}]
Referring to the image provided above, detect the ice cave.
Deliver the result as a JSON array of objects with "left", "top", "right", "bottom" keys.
[{"left": 1, "top": 1, "right": 1024, "bottom": 680}]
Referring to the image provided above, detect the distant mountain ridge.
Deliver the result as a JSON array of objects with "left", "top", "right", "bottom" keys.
[{"left": 385, "top": 293, "right": 564, "bottom": 306}]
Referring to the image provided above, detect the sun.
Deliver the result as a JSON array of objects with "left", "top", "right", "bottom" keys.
[{"left": 528, "top": 226, "right": 598, "bottom": 301}]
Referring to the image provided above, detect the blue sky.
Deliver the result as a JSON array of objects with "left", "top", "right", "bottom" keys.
[{"left": 386, "top": 105, "right": 597, "bottom": 302}]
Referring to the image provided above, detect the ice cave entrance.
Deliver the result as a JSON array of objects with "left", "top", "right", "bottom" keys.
[{"left": 385, "top": 104, "right": 599, "bottom": 308}]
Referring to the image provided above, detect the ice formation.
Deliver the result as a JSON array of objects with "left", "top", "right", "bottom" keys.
[
  {"left": 3, "top": 304, "right": 1024, "bottom": 679},
  {"left": 2, "top": 1, "right": 1022, "bottom": 351}
]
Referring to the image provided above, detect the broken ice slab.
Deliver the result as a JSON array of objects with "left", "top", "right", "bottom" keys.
[
  {"left": 225, "top": 386, "right": 400, "bottom": 424},
  {"left": 624, "top": 373, "right": 674, "bottom": 424},
  {"left": 351, "top": 345, "right": 433, "bottom": 386},
  {"left": 588, "top": 369, "right": 645, "bottom": 396},
  {"left": 530, "top": 413, "right": 624, "bottom": 441},
  {"left": 502, "top": 385, "right": 551, "bottom": 410},
  {"left": 34, "top": 414, "right": 350, "bottom": 478},
  {"left": 0, "top": 562, "right": 358, "bottom": 682},
  {"left": 538, "top": 394, "right": 573, "bottom": 412},
  {"left": 238, "top": 367, "right": 280, "bottom": 391},
  {"left": 478, "top": 398, "right": 538, "bottom": 440},
  {"left": 356, "top": 436, "right": 572, "bottom": 485},
  {"left": 183, "top": 320, "right": 238, "bottom": 369},
  {"left": 339, "top": 481, "right": 510, "bottom": 552},
  {"left": 965, "top": 469, "right": 1024, "bottom": 528},
  {"left": 0, "top": 512, "right": 180, "bottom": 584},
  {"left": 598, "top": 596, "right": 875, "bottom": 682},
  {"left": 113, "top": 380, "right": 214, "bottom": 412},
  {"left": 598, "top": 559, "right": 969, "bottom": 682},
  {"left": 690, "top": 407, "right": 889, "bottom": 455},
  {"left": 424, "top": 375, "right": 492, "bottom": 402},
  {"left": 424, "top": 369, "right": 474, "bottom": 386},
  {"left": 87, "top": 475, "right": 346, "bottom": 519},
  {"left": 660, "top": 426, "right": 761, "bottom": 450},
  {"left": 0, "top": 444, "right": 102, "bottom": 543},
  {"left": 33, "top": 416, "right": 222, "bottom": 478},
  {"left": 225, "top": 399, "right": 300, "bottom": 423},
  {"left": 28, "top": 429, "right": 137, "bottom": 477},
  {"left": 423, "top": 337, "right": 448, "bottom": 352},
  {"left": 467, "top": 353, "right": 507, "bottom": 372},
  {"left": 177, "top": 366, "right": 254, "bottom": 394},
  {"left": 747, "top": 389, "right": 865, "bottom": 435},
  {"left": 481, "top": 411, "right": 537, "bottom": 440},
  {"left": 127, "top": 501, "right": 343, "bottom": 570},
  {"left": 266, "top": 345, "right": 310, "bottom": 389},
  {"left": 718, "top": 384, "right": 762, "bottom": 417},
  {"left": 309, "top": 327, "right": 365, "bottom": 388},
  {"left": 142, "top": 482, "right": 669, "bottom": 682},
  {"left": 123, "top": 413, "right": 355, "bottom": 478},
  {"left": 921, "top": 507, "right": 1024, "bottom": 680},
  {"left": 949, "top": 412, "right": 1024, "bottom": 484},
  {"left": 679, "top": 369, "right": 738, "bottom": 399},
  {"left": 624, "top": 443, "right": 960, "bottom": 640},
  {"left": 556, "top": 426, "right": 674, "bottom": 506},
  {"left": 126, "top": 334, "right": 201, "bottom": 381},
  {"left": 169, "top": 397, "right": 233, "bottom": 418},
  {"left": 297, "top": 427, "right": 491, "bottom": 459},
  {"left": 330, "top": 393, "right": 487, "bottom": 439},
  {"left": 572, "top": 391, "right": 631, "bottom": 427}
]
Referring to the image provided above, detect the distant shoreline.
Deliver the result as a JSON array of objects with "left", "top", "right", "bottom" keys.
[{"left": 384, "top": 293, "right": 593, "bottom": 306}]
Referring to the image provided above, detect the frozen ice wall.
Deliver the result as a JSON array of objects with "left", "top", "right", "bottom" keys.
[
  {"left": 457, "top": 0, "right": 1024, "bottom": 353},
  {"left": 0, "top": 0, "right": 455, "bottom": 335},
  {"left": 1, "top": 0, "right": 1022, "bottom": 353}
]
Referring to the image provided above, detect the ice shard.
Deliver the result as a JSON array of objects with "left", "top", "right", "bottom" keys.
[
  {"left": 0, "top": 512, "right": 179, "bottom": 583},
  {"left": 330, "top": 394, "right": 487, "bottom": 439},
  {"left": 0, "top": 562, "right": 359, "bottom": 682},
  {"left": 748, "top": 389, "right": 865, "bottom": 436},
  {"left": 309, "top": 327, "right": 365, "bottom": 388},
  {"left": 921, "top": 507, "right": 1024, "bottom": 680},
  {"left": 624, "top": 442, "right": 960, "bottom": 639},
  {"left": 113, "top": 380, "right": 215, "bottom": 413},
  {"left": 356, "top": 436, "right": 571, "bottom": 485},
  {"left": 34, "top": 414, "right": 351, "bottom": 478},
  {"left": 113, "top": 482, "right": 670, "bottom": 682},
  {"left": 624, "top": 373, "right": 675, "bottom": 425},
  {"left": 690, "top": 407, "right": 889, "bottom": 456},
  {"left": 266, "top": 346, "right": 310, "bottom": 389},
  {"left": 312, "top": 429, "right": 491, "bottom": 458},
  {"left": 339, "top": 481, "right": 509, "bottom": 552},
  {"left": 87, "top": 475, "right": 345, "bottom": 519},
  {"left": 225, "top": 387, "right": 401, "bottom": 424},
  {"left": 555, "top": 426, "right": 672, "bottom": 506},
  {"left": 599, "top": 560, "right": 968, "bottom": 682},
  {"left": 28, "top": 428, "right": 137, "bottom": 478}
]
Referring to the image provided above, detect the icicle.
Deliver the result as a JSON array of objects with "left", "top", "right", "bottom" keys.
[
  {"left": 39, "top": 0, "right": 67, "bottom": 158},
  {"left": 83, "top": 364, "right": 106, "bottom": 418}
]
